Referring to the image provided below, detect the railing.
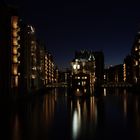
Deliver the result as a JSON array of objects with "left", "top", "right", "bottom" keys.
[
  {"left": 46, "top": 82, "right": 68, "bottom": 88},
  {"left": 101, "top": 82, "right": 132, "bottom": 88}
]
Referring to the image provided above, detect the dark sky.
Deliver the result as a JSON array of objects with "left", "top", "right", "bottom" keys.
[{"left": 5, "top": 0, "right": 140, "bottom": 69}]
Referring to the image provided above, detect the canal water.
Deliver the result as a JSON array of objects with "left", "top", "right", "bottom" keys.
[{"left": 0, "top": 88, "right": 140, "bottom": 140}]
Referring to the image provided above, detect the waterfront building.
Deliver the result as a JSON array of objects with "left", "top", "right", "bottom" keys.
[
  {"left": 71, "top": 50, "right": 96, "bottom": 97},
  {"left": 106, "top": 64, "right": 123, "bottom": 83},
  {"left": 123, "top": 55, "right": 133, "bottom": 83},
  {"left": 0, "top": 4, "right": 21, "bottom": 97},
  {"left": 0, "top": 4, "right": 57, "bottom": 97},
  {"left": 131, "top": 31, "right": 140, "bottom": 84}
]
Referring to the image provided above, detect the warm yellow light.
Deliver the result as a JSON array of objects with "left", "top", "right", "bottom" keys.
[
  {"left": 15, "top": 76, "right": 18, "bottom": 87},
  {"left": 84, "top": 89, "right": 86, "bottom": 93},
  {"left": 135, "top": 47, "right": 138, "bottom": 51},
  {"left": 13, "top": 66, "right": 17, "bottom": 75},
  {"left": 135, "top": 61, "right": 138, "bottom": 66},
  {"left": 104, "top": 88, "right": 106, "bottom": 96},
  {"left": 11, "top": 16, "right": 18, "bottom": 29},
  {"left": 13, "top": 47, "right": 17, "bottom": 54},
  {"left": 123, "top": 64, "right": 126, "bottom": 82},
  {"left": 31, "top": 75, "right": 36, "bottom": 79},
  {"left": 82, "top": 81, "right": 86, "bottom": 86},
  {"left": 13, "top": 55, "right": 18, "bottom": 63},
  {"left": 76, "top": 89, "right": 80, "bottom": 92},
  {"left": 73, "top": 64, "right": 77, "bottom": 70},
  {"left": 13, "top": 31, "right": 17, "bottom": 37},
  {"left": 13, "top": 38, "right": 18, "bottom": 45}
]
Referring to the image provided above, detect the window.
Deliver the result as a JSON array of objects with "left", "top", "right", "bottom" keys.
[{"left": 82, "top": 81, "right": 86, "bottom": 86}]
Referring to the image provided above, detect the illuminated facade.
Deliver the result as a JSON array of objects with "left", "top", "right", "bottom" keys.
[
  {"left": 0, "top": 5, "right": 21, "bottom": 96},
  {"left": 0, "top": 4, "right": 57, "bottom": 96},
  {"left": 123, "top": 55, "right": 133, "bottom": 83},
  {"left": 131, "top": 32, "right": 140, "bottom": 84},
  {"left": 71, "top": 50, "right": 96, "bottom": 96},
  {"left": 20, "top": 24, "right": 39, "bottom": 93},
  {"left": 44, "top": 53, "right": 55, "bottom": 85},
  {"left": 36, "top": 41, "right": 46, "bottom": 88},
  {"left": 106, "top": 64, "right": 123, "bottom": 83},
  {"left": 11, "top": 16, "right": 20, "bottom": 89}
]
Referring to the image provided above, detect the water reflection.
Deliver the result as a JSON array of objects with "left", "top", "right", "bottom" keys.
[
  {"left": 0, "top": 88, "right": 140, "bottom": 140},
  {"left": 72, "top": 100, "right": 81, "bottom": 139},
  {"left": 123, "top": 89, "right": 127, "bottom": 118},
  {"left": 103, "top": 88, "right": 106, "bottom": 96},
  {"left": 69, "top": 97, "right": 98, "bottom": 140},
  {"left": 12, "top": 114, "right": 21, "bottom": 140}
]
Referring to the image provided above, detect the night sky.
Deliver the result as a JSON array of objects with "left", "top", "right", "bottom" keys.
[{"left": 4, "top": 0, "right": 140, "bottom": 69}]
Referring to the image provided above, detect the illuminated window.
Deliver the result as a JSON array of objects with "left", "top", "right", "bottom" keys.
[
  {"left": 11, "top": 16, "right": 18, "bottom": 29},
  {"left": 73, "top": 64, "right": 80, "bottom": 70},
  {"left": 13, "top": 47, "right": 17, "bottom": 54},
  {"left": 13, "top": 38, "right": 18, "bottom": 45},
  {"left": 12, "top": 65, "right": 18, "bottom": 75},
  {"left": 84, "top": 89, "right": 87, "bottom": 93},
  {"left": 15, "top": 76, "right": 18, "bottom": 87},
  {"left": 82, "top": 76, "right": 87, "bottom": 79},
  {"left": 31, "top": 75, "right": 36, "bottom": 79},
  {"left": 78, "top": 82, "right": 80, "bottom": 85},
  {"left": 76, "top": 89, "right": 80, "bottom": 92},
  {"left": 77, "top": 64, "right": 80, "bottom": 69},
  {"left": 13, "top": 22, "right": 17, "bottom": 29},
  {"left": 135, "top": 47, "right": 138, "bottom": 51},
  {"left": 13, "top": 31, "right": 17, "bottom": 37},
  {"left": 78, "top": 77, "right": 80, "bottom": 79},
  {"left": 136, "top": 61, "right": 138, "bottom": 66},
  {"left": 73, "top": 64, "right": 77, "bottom": 69},
  {"left": 82, "top": 81, "right": 86, "bottom": 86},
  {"left": 13, "top": 55, "right": 18, "bottom": 63}
]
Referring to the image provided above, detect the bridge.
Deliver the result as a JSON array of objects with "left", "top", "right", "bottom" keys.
[
  {"left": 46, "top": 82, "right": 68, "bottom": 88},
  {"left": 101, "top": 82, "right": 132, "bottom": 88},
  {"left": 46, "top": 82, "right": 133, "bottom": 88}
]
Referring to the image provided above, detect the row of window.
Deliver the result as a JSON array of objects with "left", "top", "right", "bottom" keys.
[{"left": 75, "top": 76, "right": 87, "bottom": 79}]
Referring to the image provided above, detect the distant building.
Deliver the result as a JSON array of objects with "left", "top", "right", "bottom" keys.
[
  {"left": 58, "top": 68, "right": 72, "bottom": 86},
  {"left": 44, "top": 52, "right": 56, "bottom": 85},
  {"left": 106, "top": 64, "right": 123, "bottom": 83},
  {"left": 123, "top": 55, "right": 133, "bottom": 83},
  {"left": 36, "top": 41, "right": 46, "bottom": 88},
  {"left": 131, "top": 31, "right": 140, "bottom": 84},
  {"left": 20, "top": 24, "right": 39, "bottom": 93},
  {"left": 93, "top": 51, "right": 104, "bottom": 84},
  {"left": 71, "top": 50, "right": 97, "bottom": 96}
]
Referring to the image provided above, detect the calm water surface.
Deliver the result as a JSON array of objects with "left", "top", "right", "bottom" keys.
[{"left": 0, "top": 88, "right": 140, "bottom": 140}]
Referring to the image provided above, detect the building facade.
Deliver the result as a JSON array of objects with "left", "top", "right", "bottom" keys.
[
  {"left": 0, "top": 4, "right": 57, "bottom": 98},
  {"left": 71, "top": 50, "right": 96, "bottom": 97},
  {"left": 0, "top": 5, "right": 21, "bottom": 98},
  {"left": 123, "top": 55, "right": 133, "bottom": 83},
  {"left": 131, "top": 32, "right": 140, "bottom": 84}
]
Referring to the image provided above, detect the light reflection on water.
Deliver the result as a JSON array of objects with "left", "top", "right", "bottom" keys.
[
  {"left": 1, "top": 88, "right": 140, "bottom": 140},
  {"left": 72, "top": 100, "right": 81, "bottom": 140},
  {"left": 70, "top": 96, "right": 98, "bottom": 140}
]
